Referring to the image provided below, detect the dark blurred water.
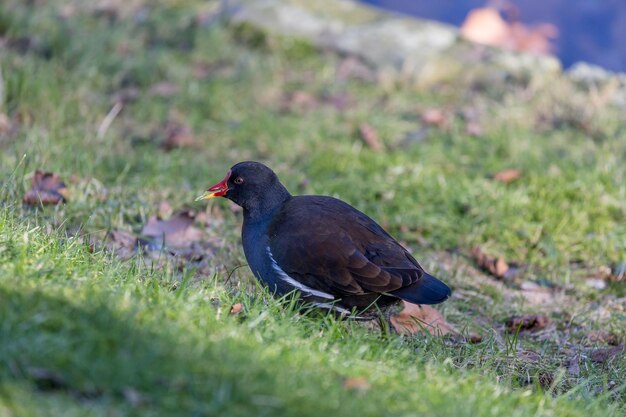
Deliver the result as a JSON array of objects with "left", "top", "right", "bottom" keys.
[{"left": 360, "top": 0, "right": 626, "bottom": 72}]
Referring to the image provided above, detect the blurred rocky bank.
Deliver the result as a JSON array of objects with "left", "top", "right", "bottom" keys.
[{"left": 222, "top": 0, "right": 626, "bottom": 107}]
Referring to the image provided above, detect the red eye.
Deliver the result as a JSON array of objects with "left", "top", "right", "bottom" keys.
[{"left": 234, "top": 177, "right": 244, "bottom": 185}]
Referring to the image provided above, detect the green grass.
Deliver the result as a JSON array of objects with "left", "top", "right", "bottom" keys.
[{"left": 0, "top": 0, "right": 625, "bottom": 415}]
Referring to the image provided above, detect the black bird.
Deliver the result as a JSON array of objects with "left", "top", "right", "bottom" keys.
[{"left": 197, "top": 161, "right": 450, "bottom": 316}]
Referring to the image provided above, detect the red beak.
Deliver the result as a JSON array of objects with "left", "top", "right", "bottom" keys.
[{"left": 196, "top": 170, "right": 231, "bottom": 200}]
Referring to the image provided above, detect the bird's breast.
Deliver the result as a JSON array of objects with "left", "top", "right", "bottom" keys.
[
  {"left": 242, "top": 218, "right": 337, "bottom": 302},
  {"left": 242, "top": 219, "right": 292, "bottom": 295}
]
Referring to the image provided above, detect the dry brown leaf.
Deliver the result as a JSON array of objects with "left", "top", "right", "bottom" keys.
[
  {"left": 464, "top": 121, "right": 484, "bottom": 137},
  {"left": 460, "top": 7, "right": 557, "bottom": 55},
  {"left": 506, "top": 314, "right": 550, "bottom": 332},
  {"left": 23, "top": 170, "right": 68, "bottom": 206},
  {"left": 110, "top": 230, "right": 137, "bottom": 249},
  {"left": 336, "top": 57, "right": 375, "bottom": 82},
  {"left": 584, "top": 330, "right": 620, "bottom": 346},
  {"left": 149, "top": 82, "right": 180, "bottom": 98},
  {"left": 589, "top": 345, "right": 624, "bottom": 364},
  {"left": 494, "top": 169, "right": 522, "bottom": 183},
  {"left": 158, "top": 200, "right": 173, "bottom": 219},
  {"left": 0, "top": 113, "right": 13, "bottom": 136},
  {"left": 324, "top": 93, "right": 353, "bottom": 112},
  {"left": 107, "top": 230, "right": 138, "bottom": 259},
  {"left": 161, "top": 123, "right": 197, "bottom": 151},
  {"left": 281, "top": 91, "right": 319, "bottom": 113},
  {"left": 141, "top": 210, "right": 203, "bottom": 248},
  {"left": 421, "top": 108, "right": 447, "bottom": 128},
  {"left": 467, "top": 332, "right": 484, "bottom": 344},
  {"left": 471, "top": 246, "right": 509, "bottom": 278},
  {"left": 230, "top": 303, "right": 243, "bottom": 315},
  {"left": 390, "top": 301, "right": 457, "bottom": 336},
  {"left": 358, "top": 123, "right": 385, "bottom": 152},
  {"left": 192, "top": 61, "right": 235, "bottom": 80},
  {"left": 342, "top": 377, "right": 370, "bottom": 392},
  {"left": 58, "top": 4, "right": 77, "bottom": 19}
]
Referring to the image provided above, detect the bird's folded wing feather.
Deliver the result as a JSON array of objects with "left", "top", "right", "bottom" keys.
[{"left": 268, "top": 197, "right": 424, "bottom": 296}]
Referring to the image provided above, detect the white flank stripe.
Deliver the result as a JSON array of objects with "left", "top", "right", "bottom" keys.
[
  {"left": 266, "top": 247, "right": 335, "bottom": 300},
  {"left": 313, "top": 302, "right": 352, "bottom": 315}
]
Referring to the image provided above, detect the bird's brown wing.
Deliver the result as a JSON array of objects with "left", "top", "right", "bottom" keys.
[{"left": 267, "top": 196, "right": 424, "bottom": 296}]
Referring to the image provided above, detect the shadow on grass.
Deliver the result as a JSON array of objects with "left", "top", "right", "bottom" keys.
[{"left": 0, "top": 285, "right": 190, "bottom": 410}]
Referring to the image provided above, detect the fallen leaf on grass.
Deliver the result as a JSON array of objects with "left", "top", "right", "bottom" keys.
[
  {"left": 112, "top": 87, "right": 141, "bottom": 104},
  {"left": 421, "top": 108, "right": 448, "bottom": 128},
  {"left": 58, "top": 4, "right": 77, "bottom": 19},
  {"left": 342, "top": 377, "right": 370, "bottom": 392},
  {"left": 494, "top": 169, "right": 522, "bottom": 183},
  {"left": 467, "top": 332, "right": 484, "bottom": 344},
  {"left": 230, "top": 303, "right": 243, "bottom": 315},
  {"left": 149, "top": 82, "right": 180, "bottom": 97},
  {"left": 110, "top": 230, "right": 137, "bottom": 249},
  {"left": 98, "top": 230, "right": 138, "bottom": 260},
  {"left": 506, "top": 314, "right": 550, "bottom": 332},
  {"left": 323, "top": 93, "right": 353, "bottom": 112},
  {"left": 589, "top": 345, "right": 624, "bottom": 364},
  {"left": 584, "top": 330, "right": 620, "bottom": 346},
  {"left": 280, "top": 90, "right": 320, "bottom": 113},
  {"left": 158, "top": 200, "right": 173, "bottom": 219},
  {"left": 336, "top": 57, "right": 375, "bottom": 82},
  {"left": 141, "top": 210, "right": 203, "bottom": 248},
  {"left": 358, "top": 123, "right": 385, "bottom": 151},
  {"left": 464, "top": 121, "right": 484, "bottom": 137},
  {"left": 390, "top": 301, "right": 457, "bottom": 336},
  {"left": 0, "top": 113, "right": 13, "bottom": 136},
  {"left": 192, "top": 61, "right": 235, "bottom": 80},
  {"left": 471, "top": 246, "right": 509, "bottom": 279},
  {"left": 161, "top": 123, "right": 197, "bottom": 151},
  {"left": 23, "top": 170, "right": 68, "bottom": 205}
]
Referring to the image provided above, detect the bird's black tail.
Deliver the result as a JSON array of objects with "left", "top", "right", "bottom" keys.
[{"left": 390, "top": 272, "right": 451, "bottom": 305}]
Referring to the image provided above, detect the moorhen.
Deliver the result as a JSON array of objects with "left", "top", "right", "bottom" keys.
[{"left": 197, "top": 161, "right": 450, "bottom": 316}]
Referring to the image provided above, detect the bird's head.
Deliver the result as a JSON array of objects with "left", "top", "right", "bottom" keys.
[{"left": 197, "top": 161, "right": 291, "bottom": 215}]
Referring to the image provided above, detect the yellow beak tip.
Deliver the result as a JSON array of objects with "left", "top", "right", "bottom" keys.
[{"left": 195, "top": 192, "right": 215, "bottom": 202}]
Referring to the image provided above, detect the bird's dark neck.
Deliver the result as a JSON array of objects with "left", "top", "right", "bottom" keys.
[{"left": 242, "top": 184, "right": 292, "bottom": 223}]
